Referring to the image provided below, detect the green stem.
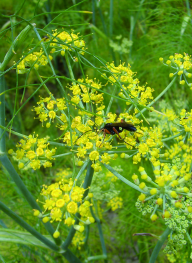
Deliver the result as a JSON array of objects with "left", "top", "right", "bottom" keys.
[
  {"left": 136, "top": 76, "right": 177, "bottom": 118},
  {"left": 0, "top": 155, "right": 61, "bottom": 245},
  {"left": 109, "top": 0, "right": 113, "bottom": 38},
  {"left": 162, "top": 132, "right": 184, "bottom": 142},
  {"left": 61, "top": 249, "right": 82, "bottom": 263},
  {"left": 33, "top": 27, "right": 66, "bottom": 97},
  {"left": 149, "top": 228, "right": 171, "bottom": 263},
  {"left": 0, "top": 125, "right": 28, "bottom": 139},
  {"left": 0, "top": 23, "right": 35, "bottom": 71},
  {"left": 100, "top": 160, "right": 146, "bottom": 193},
  {"left": 0, "top": 201, "right": 59, "bottom": 252},
  {"left": 91, "top": 207, "right": 107, "bottom": 262},
  {"left": 65, "top": 52, "right": 84, "bottom": 109},
  {"left": 0, "top": 73, "right": 6, "bottom": 153},
  {"left": 0, "top": 75, "right": 52, "bottom": 142},
  {"left": 52, "top": 152, "right": 72, "bottom": 158},
  {"left": 82, "top": 160, "right": 94, "bottom": 198}
]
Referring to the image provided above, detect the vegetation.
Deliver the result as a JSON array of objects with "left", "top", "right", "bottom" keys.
[{"left": 0, "top": 0, "right": 192, "bottom": 262}]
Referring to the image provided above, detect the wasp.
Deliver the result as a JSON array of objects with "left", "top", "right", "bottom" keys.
[
  {"left": 101, "top": 121, "right": 136, "bottom": 140},
  {"left": 99, "top": 120, "right": 138, "bottom": 146},
  {"left": 74, "top": 119, "right": 138, "bottom": 145}
]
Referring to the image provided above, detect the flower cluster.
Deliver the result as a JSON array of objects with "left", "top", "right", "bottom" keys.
[
  {"left": 16, "top": 29, "right": 85, "bottom": 74},
  {"left": 68, "top": 77, "right": 103, "bottom": 106},
  {"left": 33, "top": 96, "right": 67, "bottom": 128},
  {"left": 8, "top": 134, "right": 56, "bottom": 170},
  {"left": 102, "top": 62, "right": 154, "bottom": 108},
  {"left": 109, "top": 35, "right": 132, "bottom": 54},
  {"left": 90, "top": 166, "right": 123, "bottom": 212},
  {"left": 166, "top": 250, "right": 188, "bottom": 263},
  {"left": 54, "top": 168, "right": 72, "bottom": 182},
  {"left": 50, "top": 29, "right": 85, "bottom": 57},
  {"left": 159, "top": 53, "right": 192, "bottom": 87},
  {"left": 16, "top": 50, "right": 52, "bottom": 74},
  {"left": 72, "top": 231, "right": 85, "bottom": 250},
  {"left": 65, "top": 112, "right": 141, "bottom": 171},
  {"left": 133, "top": 160, "right": 192, "bottom": 253},
  {"left": 107, "top": 197, "right": 123, "bottom": 211},
  {"left": 34, "top": 177, "right": 95, "bottom": 238},
  {"left": 32, "top": 85, "right": 143, "bottom": 172},
  {"left": 30, "top": 60, "right": 157, "bottom": 172}
]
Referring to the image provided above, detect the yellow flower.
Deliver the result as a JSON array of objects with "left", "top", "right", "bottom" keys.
[
  {"left": 156, "top": 198, "right": 163, "bottom": 205},
  {"left": 30, "top": 159, "right": 41, "bottom": 170},
  {"left": 51, "top": 189, "right": 62, "bottom": 197},
  {"left": 163, "top": 211, "right": 171, "bottom": 218},
  {"left": 71, "top": 96, "right": 80, "bottom": 104},
  {"left": 138, "top": 193, "right": 145, "bottom": 201},
  {"left": 101, "top": 153, "right": 111, "bottom": 164},
  {"left": 51, "top": 208, "right": 62, "bottom": 222},
  {"left": 42, "top": 217, "right": 50, "bottom": 223},
  {"left": 47, "top": 101, "right": 55, "bottom": 110},
  {"left": 65, "top": 217, "right": 75, "bottom": 226},
  {"left": 56, "top": 199, "right": 65, "bottom": 208},
  {"left": 89, "top": 151, "right": 99, "bottom": 161},
  {"left": 77, "top": 147, "right": 87, "bottom": 158},
  {"left": 151, "top": 214, "right": 158, "bottom": 221},
  {"left": 67, "top": 201, "right": 78, "bottom": 214},
  {"left": 43, "top": 199, "right": 55, "bottom": 210},
  {"left": 43, "top": 161, "right": 52, "bottom": 168},
  {"left": 8, "top": 149, "right": 14, "bottom": 154},
  {"left": 60, "top": 114, "right": 67, "bottom": 123},
  {"left": 49, "top": 111, "right": 56, "bottom": 119},
  {"left": 139, "top": 182, "right": 146, "bottom": 189},
  {"left": 16, "top": 149, "right": 25, "bottom": 159},
  {"left": 91, "top": 162, "right": 102, "bottom": 172},
  {"left": 138, "top": 143, "right": 149, "bottom": 156},
  {"left": 57, "top": 98, "right": 66, "bottom": 110},
  {"left": 18, "top": 162, "right": 25, "bottom": 169},
  {"left": 71, "top": 186, "right": 85, "bottom": 202},
  {"left": 36, "top": 147, "right": 44, "bottom": 156},
  {"left": 33, "top": 209, "right": 40, "bottom": 216},
  {"left": 150, "top": 188, "right": 157, "bottom": 195},
  {"left": 82, "top": 93, "right": 90, "bottom": 103},
  {"left": 39, "top": 112, "right": 48, "bottom": 122},
  {"left": 85, "top": 142, "right": 93, "bottom": 149},
  {"left": 74, "top": 225, "right": 84, "bottom": 232},
  {"left": 63, "top": 194, "right": 70, "bottom": 203}
]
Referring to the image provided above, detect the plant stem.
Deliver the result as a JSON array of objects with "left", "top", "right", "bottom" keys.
[
  {"left": 0, "top": 73, "right": 6, "bottom": 153},
  {"left": 149, "top": 227, "right": 171, "bottom": 263},
  {"left": 61, "top": 249, "right": 83, "bottom": 263},
  {"left": 91, "top": 207, "right": 107, "bottom": 262},
  {"left": 136, "top": 76, "right": 177, "bottom": 118},
  {"left": 100, "top": 160, "right": 146, "bottom": 193},
  {"left": 0, "top": 24, "right": 35, "bottom": 72},
  {"left": 0, "top": 155, "right": 61, "bottom": 245},
  {"left": 0, "top": 201, "right": 59, "bottom": 252}
]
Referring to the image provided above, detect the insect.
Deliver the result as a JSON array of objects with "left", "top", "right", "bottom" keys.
[
  {"left": 101, "top": 121, "right": 136, "bottom": 140},
  {"left": 42, "top": 36, "right": 49, "bottom": 41},
  {"left": 74, "top": 119, "right": 138, "bottom": 146}
]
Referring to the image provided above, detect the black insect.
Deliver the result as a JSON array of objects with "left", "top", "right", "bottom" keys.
[
  {"left": 101, "top": 120, "right": 136, "bottom": 140},
  {"left": 74, "top": 119, "right": 138, "bottom": 146},
  {"left": 42, "top": 36, "right": 49, "bottom": 41}
]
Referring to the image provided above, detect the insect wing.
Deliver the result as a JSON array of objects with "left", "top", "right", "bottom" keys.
[{"left": 107, "top": 122, "right": 137, "bottom": 132}]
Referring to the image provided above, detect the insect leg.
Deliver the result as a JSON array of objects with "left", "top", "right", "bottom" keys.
[
  {"left": 74, "top": 130, "right": 92, "bottom": 144},
  {"left": 112, "top": 127, "right": 122, "bottom": 139},
  {"left": 113, "top": 127, "right": 135, "bottom": 147}
]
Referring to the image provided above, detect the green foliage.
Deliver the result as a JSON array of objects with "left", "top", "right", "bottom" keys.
[{"left": 1, "top": 1, "right": 192, "bottom": 263}]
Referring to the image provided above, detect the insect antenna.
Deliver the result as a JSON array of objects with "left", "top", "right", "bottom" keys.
[{"left": 73, "top": 129, "right": 93, "bottom": 144}]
